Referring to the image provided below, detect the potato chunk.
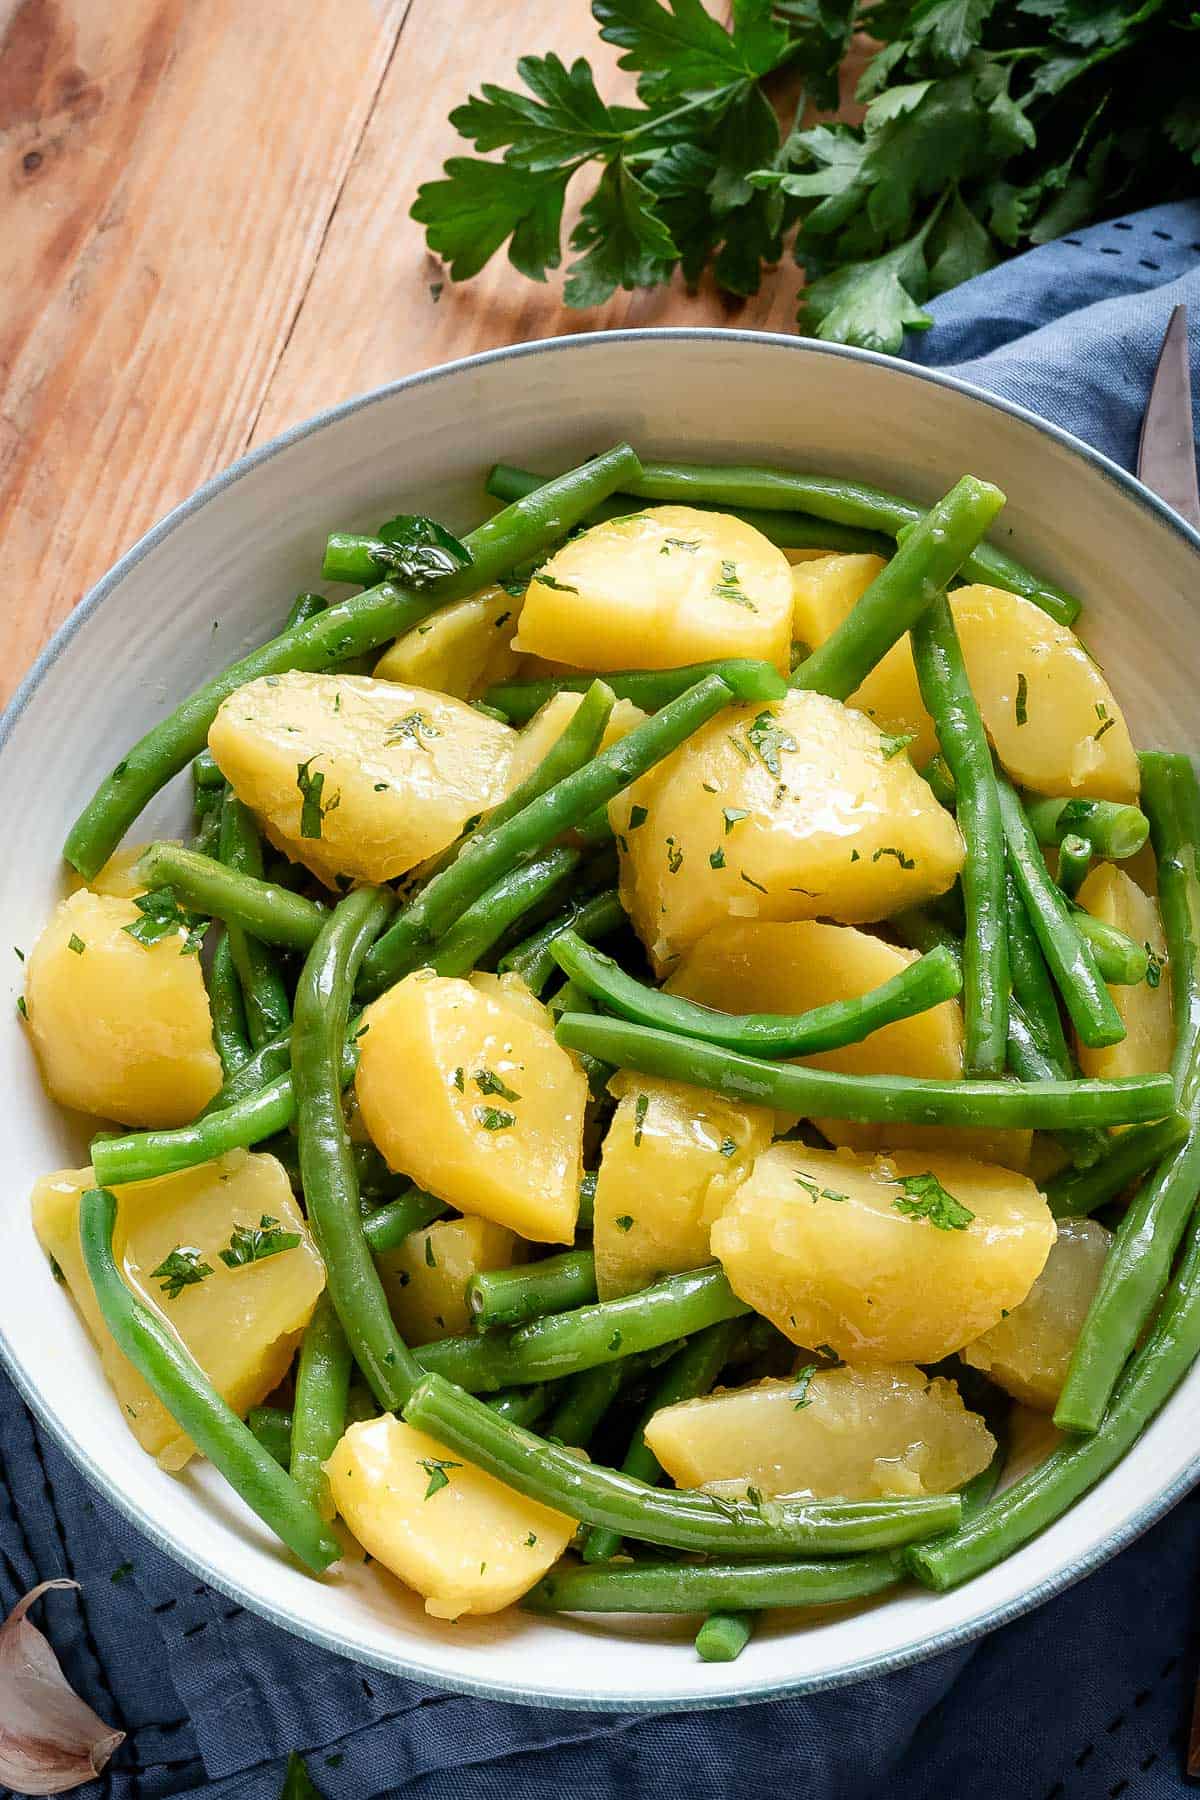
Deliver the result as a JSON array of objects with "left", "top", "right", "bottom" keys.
[
  {"left": 355, "top": 973, "right": 586, "bottom": 1243},
  {"left": 668, "top": 919, "right": 1029, "bottom": 1167},
  {"left": 790, "top": 554, "right": 887, "bottom": 651},
  {"left": 208, "top": 671, "right": 515, "bottom": 889},
  {"left": 376, "top": 1216, "right": 522, "bottom": 1345},
  {"left": 513, "top": 506, "right": 794, "bottom": 674},
  {"left": 372, "top": 585, "right": 521, "bottom": 699},
  {"left": 506, "top": 691, "right": 648, "bottom": 793},
  {"left": 612, "top": 690, "right": 963, "bottom": 974},
  {"left": 644, "top": 1366, "right": 995, "bottom": 1500},
  {"left": 25, "top": 889, "right": 222, "bottom": 1126},
  {"left": 1074, "top": 864, "right": 1173, "bottom": 1080},
  {"left": 65, "top": 841, "right": 169, "bottom": 900},
  {"left": 32, "top": 1152, "right": 324, "bottom": 1469},
  {"left": 711, "top": 1143, "right": 1054, "bottom": 1364},
  {"left": 592, "top": 1074, "right": 773, "bottom": 1299},
  {"left": 326, "top": 1415, "right": 576, "bottom": 1619},
  {"left": 961, "top": 1216, "right": 1111, "bottom": 1409}
]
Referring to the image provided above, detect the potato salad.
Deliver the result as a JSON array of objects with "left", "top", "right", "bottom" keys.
[{"left": 25, "top": 443, "right": 1197, "bottom": 1650}]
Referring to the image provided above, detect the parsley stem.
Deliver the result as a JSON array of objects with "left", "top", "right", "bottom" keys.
[
  {"left": 483, "top": 659, "right": 787, "bottom": 725},
  {"left": 498, "top": 886, "right": 625, "bottom": 997},
  {"left": 78, "top": 1185, "right": 340, "bottom": 1573},
  {"left": 466, "top": 1248, "right": 598, "bottom": 1332}
]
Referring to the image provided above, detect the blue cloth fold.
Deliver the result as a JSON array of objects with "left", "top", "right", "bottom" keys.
[{"left": 4, "top": 197, "right": 1200, "bottom": 1799}]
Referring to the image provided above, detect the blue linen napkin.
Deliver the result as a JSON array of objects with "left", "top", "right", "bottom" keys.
[{"left": 3, "top": 196, "right": 1200, "bottom": 1800}]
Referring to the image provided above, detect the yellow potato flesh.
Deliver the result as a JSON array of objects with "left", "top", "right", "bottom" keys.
[
  {"left": 644, "top": 1366, "right": 995, "bottom": 1500},
  {"left": 325, "top": 1416, "right": 576, "bottom": 1619},
  {"left": 612, "top": 690, "right": 964, "bottom": 975},
  {"left": 25, "top": 889, "right": 222, "bottom": 1127},
  {"left": 376, "top": 1216, "right": 522, "bottom": 1345},
  {"left": 208, "top": 671, "right": 515, "bottom": 888},
  {"left": 961, "top": 1216, "right": 1111, "bottom": 1410},
  {"left": 1074, "top": 864, "right": 1173, "bottom": 1080},
  {"left": 790, "top": 554, "right": 887, "bottom": 649},
  {"left": 710, "top": 1142, "right": 1055, "bottom": 1364},
  {"left": 591, "top": 1074, "right": 773, "bottom": 1299},
  {"left": 65, "top": 841, "right": 168, "bottom": 900},
  {"left": 668, "top": 919, "right": 1030, "bottom": 1167},
  {"left": 513, "top": 506, "right": 794, "bottom": 674},
  {"left": 355, "top": 974, "right": 586, "bottom": 1243},
  {"left": 372, "top": 585, "right": 521, "bottom": 699},
  {"left": 506, "top": 692, "right": 648, "bottom": 794},
  {"left": 468, "top": 970, "right": 554, "bottom": 1031},
  {"left": 32, "top": 1152, "right": 324, "bottom": 1469}
]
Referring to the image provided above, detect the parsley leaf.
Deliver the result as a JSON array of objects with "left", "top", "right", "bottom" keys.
[
  {"left": 219, "top": 1215, "right": 302, "bottom": 1269},
  {"left": 371, "top": 515, "right": 471, "bottom": 587},
  {"left": 892, "top": 1170, "right": 975, "bottom": 1231},
  {"left": 124, "top": 886, "right": 208, "bottom": 955},
  {"left": 474, "top": 1067, "right": 521, "bottom": 1102},
  {"left": 296, "top": 759, "right": 339, "bottom": 839},
  {"left": 475, "top": 1106, "right": 517, "bottom": 1131},
  {"left": 791, "top": 1362, "right": 819, "bottom": 1409},
  {"left": 151, "top": 1246, "right": 214, "bottom": 1301},
  {"left": 564, "top": 160, "right": 679, "bottom": 307},
  {"left": 418, "top": 1457, "right": 462, "bottom": 1499}
]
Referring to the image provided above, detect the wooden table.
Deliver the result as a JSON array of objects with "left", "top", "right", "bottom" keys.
[{"left": 0, "top": 0, "right": 856, "bottom": 705}]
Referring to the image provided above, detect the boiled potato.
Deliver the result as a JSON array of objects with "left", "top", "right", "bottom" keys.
[
  {"left": 33, "top": 1152, "right": 324, "bottom": 1468},
  {"left": 468, "top": 969, "right": 553, "bottom": 1031},
  {"left": 513, "top": 506, "right": 794, "bottom": 674},
  {"left": 1074, "top": 864, "right": 1173, "bottom": 1080},
  {"left": 25, "top": 889, "right": 222, "bottom": 1126},
  {"left": 711, "top": 1142, "right": 1055, "bottom": 1364},
  {"left": 208, "top": 671, "right": 515, "bottom": 889},
  {"left": 591, "top": 1074, "right": 773, "bottom": 1299},
  {"left": 506, "top": 692, "right": 648, "bottom": 793},
  {"left": 326, "top": 1415, "right": 576, "bottom": 1619},
  {"left": 961, "top": 1216, "right": 1111, "bottom": 1409},
  {"left": 372, "top": 584, "right": 521, "bottom": 699},
  {"left": 668, "top": 919, "right": 1029, "bottom": 1168},
  {"left": 644, "top": 1366, "right": 995, "bottom": 1500},
  {"left": 790, "top": 554, "right": 887, "bottom": 650},
  {"left": 355, "top": 973, "right": 586, "bottom": 1243},
  {"left": 612, "top": 690, "right": 964, "bottom": 975},
  {"left": 65, "top": 841, "right": 167, "bottom": 900},
  {"left": 376, "top": 1215, "right": 522, "bottom": 1345}
]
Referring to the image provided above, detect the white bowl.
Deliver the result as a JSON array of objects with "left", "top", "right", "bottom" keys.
[{"left": 3, "top": 330, "right": 1199, "bottom": 1711}]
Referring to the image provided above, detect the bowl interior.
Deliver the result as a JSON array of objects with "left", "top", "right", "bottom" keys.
[{"left": 3, "top": 331, "right": 1199, "bottom": 1709}]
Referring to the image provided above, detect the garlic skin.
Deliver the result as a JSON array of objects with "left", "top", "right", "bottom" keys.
[{"left": 0, "top": 1581, "right": 124, "bottom": 1794}]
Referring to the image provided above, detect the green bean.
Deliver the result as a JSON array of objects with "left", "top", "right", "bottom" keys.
[
  {"left": 359, "top": 672, "right": 781, "bottom": 997},
  {"left": 486, "top": 461, "right": 1075, "bottom": 623},
  {"left": 136, "top": 844, "right": 326, "bottom": 951},
  {"left": 911, "top": 596, "right": 1010, "bottom": 1074},
  {"left": 290, "top": 1294, "right": 352, "bottom": 1520},
  {"left": 486, "top": 1385, "right": 553, "bottom": 1428},
  {"left": 1056, "top": 833, "right": 1092, "bottom": 900},
  {"left": 416, "top": 1266, "right": 748, "bottom": 1393},
  {"left": 996, "top": 775, "right": 1125, "bottom": 1048},
  {"left": 428, "top": 847, "right": 581, "bottom": 978},
  {"left": 582, "top": 1320, "right": 743, "bottom": 1564},
  {"left": 483, "top": 660, "right": 789, "bottom": 725},
  {"left": 405, "top": 1372, "right": 961, "bottom": 1556},
  {"left": 546, "top": 979, "right": 613, "bottom": 1100},
  {"left": 284, "top": 591, "right": 328, "bottom": 630},
  {"left": 921, "top": 754, "right": 957, "bottom": 810},
  {"left": 1023, "top": 795, "right": 1150, "bottom": 861},
  {"left": 466, "top": 1248, "right": 598, "bottom": 1331},
  {"left": 206, "top": 930, "right": 253, "bottom": 1078},
  {"left": 1004, "top": 869, "right": 1071, "bottom": 1067},
  {"left": 555, "top": 1013, "right": 1174, "bottom": 1130},
  {"left": 545, "top": 1362, "right": 631, "bottom": 1450},
  {"left": 1054, "top": 754, "right": 1200, "bottom": 1435},
  {"left": 78, "top": 1185, "right": 339, "bottom": 1571},
  {"left": 65, "top": 446, "right": 642, "bottom": 878},
  {"left": 525, "top": 1552, "right": 904, "bottom": 1615},
  {"left": 246, "top": 1404, "right": 292, "bottom": 1467},
  {"left": 695, "top": 1612, "right": 756, "bottom": 1661},
  {"left": 791, "top": 478, "right": 1006, "bottom": 702},
  {"left": 550, "top": 931, "right": 962, "bottom": 1060},
  {"left": 577, "top": 1169, "right": 597, "bottom": 1233},
  {"left": 200, "top": 1030, "right": 292, "bottom": 1117},
  {"left": 192, "top": 801, "right": 223, "bottom": 860},
  {"left": 217, "top": 794, "right": 292, "bottom": 1047},
  {"left": 1044, "top": 1115, "right": 1191, "bottom": 1218},
  {"left": 294, "top": 887, "right": 425, "bottom": 1413},
  {"left": 499, "top": 888, "right": 625, "bottom": 997},
  {"left": 1071, "top": 909, "right": 1148, "bottom": 985},
  {"left": 192, "top": 749, "right": 225, "bottom": 790},
  {"left": 361, "top": 1188, "right": 449, "bottom": 1255}
]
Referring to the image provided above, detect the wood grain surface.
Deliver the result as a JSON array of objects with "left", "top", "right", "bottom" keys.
[{"left": 0, "top": 0, "right": 860, "bottom": 702}]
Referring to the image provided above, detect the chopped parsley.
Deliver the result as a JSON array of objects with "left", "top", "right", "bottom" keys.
[
  {"left": 494, "top": 611, "right": 512, "bottom": 629},
  {"left": 663, "top": 536, "right": 701, "bottom": 553},
  {"left": 1145, "top": 944, "right": 1165, "bottom": 990},
  {"left": 872, "top": 846, "right": 915, "bottom": 870},
  {"left": 124, "top": 886, "right": 208, "bottom": 954},
  {"left": 718, "top": 1137, "right": 737, "bottom": 1158},
  {"left": 219, "top": 1215, "right": 301, "bottom": 1268},
  {"left": 628, "top": 804, "right": 649, "bottom": 830},
  {"left": 370, "top": 513, "right": 471, "bottom": 586},
  {"left": 385, "top": 710, "right": 441, "bottom": 750},
  {"left": 473, "top": 1067, "right": 521, "bottom": 1102},
  {"left": 151, "top": 1245, "right": 214, "bottom": 1301},
  {"left": 892, "top": 1171, "right": 975, "bottom": 1231},
  {"left": 614, "top": 1214, "right": 634, "bottom": 1232},
  {"left": 1015, "top": 672, "right": 1029, "bottom": 727},
  {"left": 535, "top": 573, "right": 578, "bottom": 593},
  {"left": 1094, "top": 702, "right": 1115, "bottom": 742},
  {"left": 879, "top": 731, "right": 915, "bottom": 761},
  {"left": 67, "top": 933, "right": 86, "bottom": 955},
  {"left": 474, "top": 1106, "right": 516, "bottom": 1131},
  {"left": 452, "top": 1066, "right": 465, "bottom": 1092},
  {"left": 722, "top": 806, "right": 749, "bottom": 834},
  {"left": 16, "top": 996, "right": 28, "bottom": 1021},
  {"left": 425, "top": 1235, "right": 437, "bottom": 1268},
  {"left": 709, "top": 846, "right": 726, "bottom": 869},
  {"left": 418, "top": 1457, "right": 462, "bottom": 1498},
  {"left": 12, "top": 946, "right": 23, "bottom": 962},
  {"left": 791, "top": 1363, "right": 819, "bottom": 1410},
  {"left": 745, "top": 710, "right": 797, "bottom": 776},
  {"left": 794, "top": 1173, "right": 848, "bottom": 1204},
  {"left": 525, "top": 1532, "right": 538, "bottom": 1548},
  {"left": 632, "top": 1092, "right": 650, "bottom": 1146},
  {"left": 608, "top": 1330, "right": 622, "bottom": 1351},
  {"left": 711, "top": 560, "right": 757, "bottom": 610},
  {"left": 296, "top": 759, "right": 339, "bottom": 839},
  {"left": 740, "top": 871, "right": 767, "bottom": 894},
  {"left": 665, "top": 838, "right": 683, "bottom": 873}
]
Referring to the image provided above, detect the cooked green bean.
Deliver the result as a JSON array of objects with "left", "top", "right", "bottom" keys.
[
  {"left": 1054, "top": 754, "right": 1200, "bottom": 1435},
  {"left": 1071, "top": 909, "right": 1148, "bottom": 985},
  {"left": 206, "top": 930, "right": 252, "bottom": 1078},
  {"left": 217, "top": 793, "right": 292, "bottom": 1046},
  {"left": 996, "top": 775, "right": 1125, "bottom": 1048},
  {"left": 695, "top": 1612, "right": 756, "bottom": 1662},
  {"left": 921, "top": 754, "right": 957, "bottom": 810},
  {"left": 200, "top": 1029, "right": 292, "bottom": 1117},
  {"left": 484, "top": 661, "right": 789, "bottom": 725},
  {"left": 290, "top": 1294, "right": 352, "bottom": 1520},
  {"left": 1044, "top": 1115, "right": 1191, "bottom": 1218},
  {"left": 294, "top": 887, "right": 425, "bottom": 1413},
  {"left": 416, "top": 1266, "right": 749, "bottom": 1393},
  {"left": 577, "top": 1169, "right": 597, "bottom": 1233},
  {"left": 791, "top": 478, "right": 1006, "bottom": 702},
  {"left": 554, "top": 1013, "right": 1174, "bottom": 1130},
  {"left": 79, "top": 1185, "right": 340, "bottom": 1572},
  {"left": 487, "top": 1384, "right": 554, "bottom": 1428},
  {"left": 192, "top": 748, "right": 224, "bottom": 790},
  {"left": 360, "top": 671, "right": 783, "bottom": 998},
  {"left": 525, "top": 1553, "right": 905, "bottom": 1615},
  {"left": 550, "top": 931, "right": 962, "bottom": 1059},
  {"left": 912, "top": 596, "right": 1010, "bottom": 1074},
  {"left": 65, "top": 445, "right": 642, "bottom": 878},
  {"left": 466, "top": 1248, "right": 598, "bottom": 1331},
  {"left": 360, "top": 1188, "right": 449, "bottom": 1256},
  {"left": 284, "top": 591, "right": 328, "bottom": 630},
  {"left": 405, "top": 1372, "right": 961, "bottom": 1556},
  {"left": 544, "top": 1361, "right": 631, "bottom": 1450},
  {"left": 1023, "top": 795, "right": 1149, "bottom": 861},
  {"left": 135, "top": 844, "right": 326, "bottom": 951},
  {"left": 1004, "top": 869, "right": 1071, "bottom": 1067},
  {"left": 499, "top": 887, "right": 625, "bottom": 996},
  {"left": 428, "top": 847, "right": 581, "bottom": 978},
  {"left": 546, "top": 979, "right": 612, "bottom": 1099},
  {"left": 1056, "top": 833, "right": 1092, "bottom": 899},
  {"left": 246, "top": 1404, "right": 292, "bottom": 1468}
]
